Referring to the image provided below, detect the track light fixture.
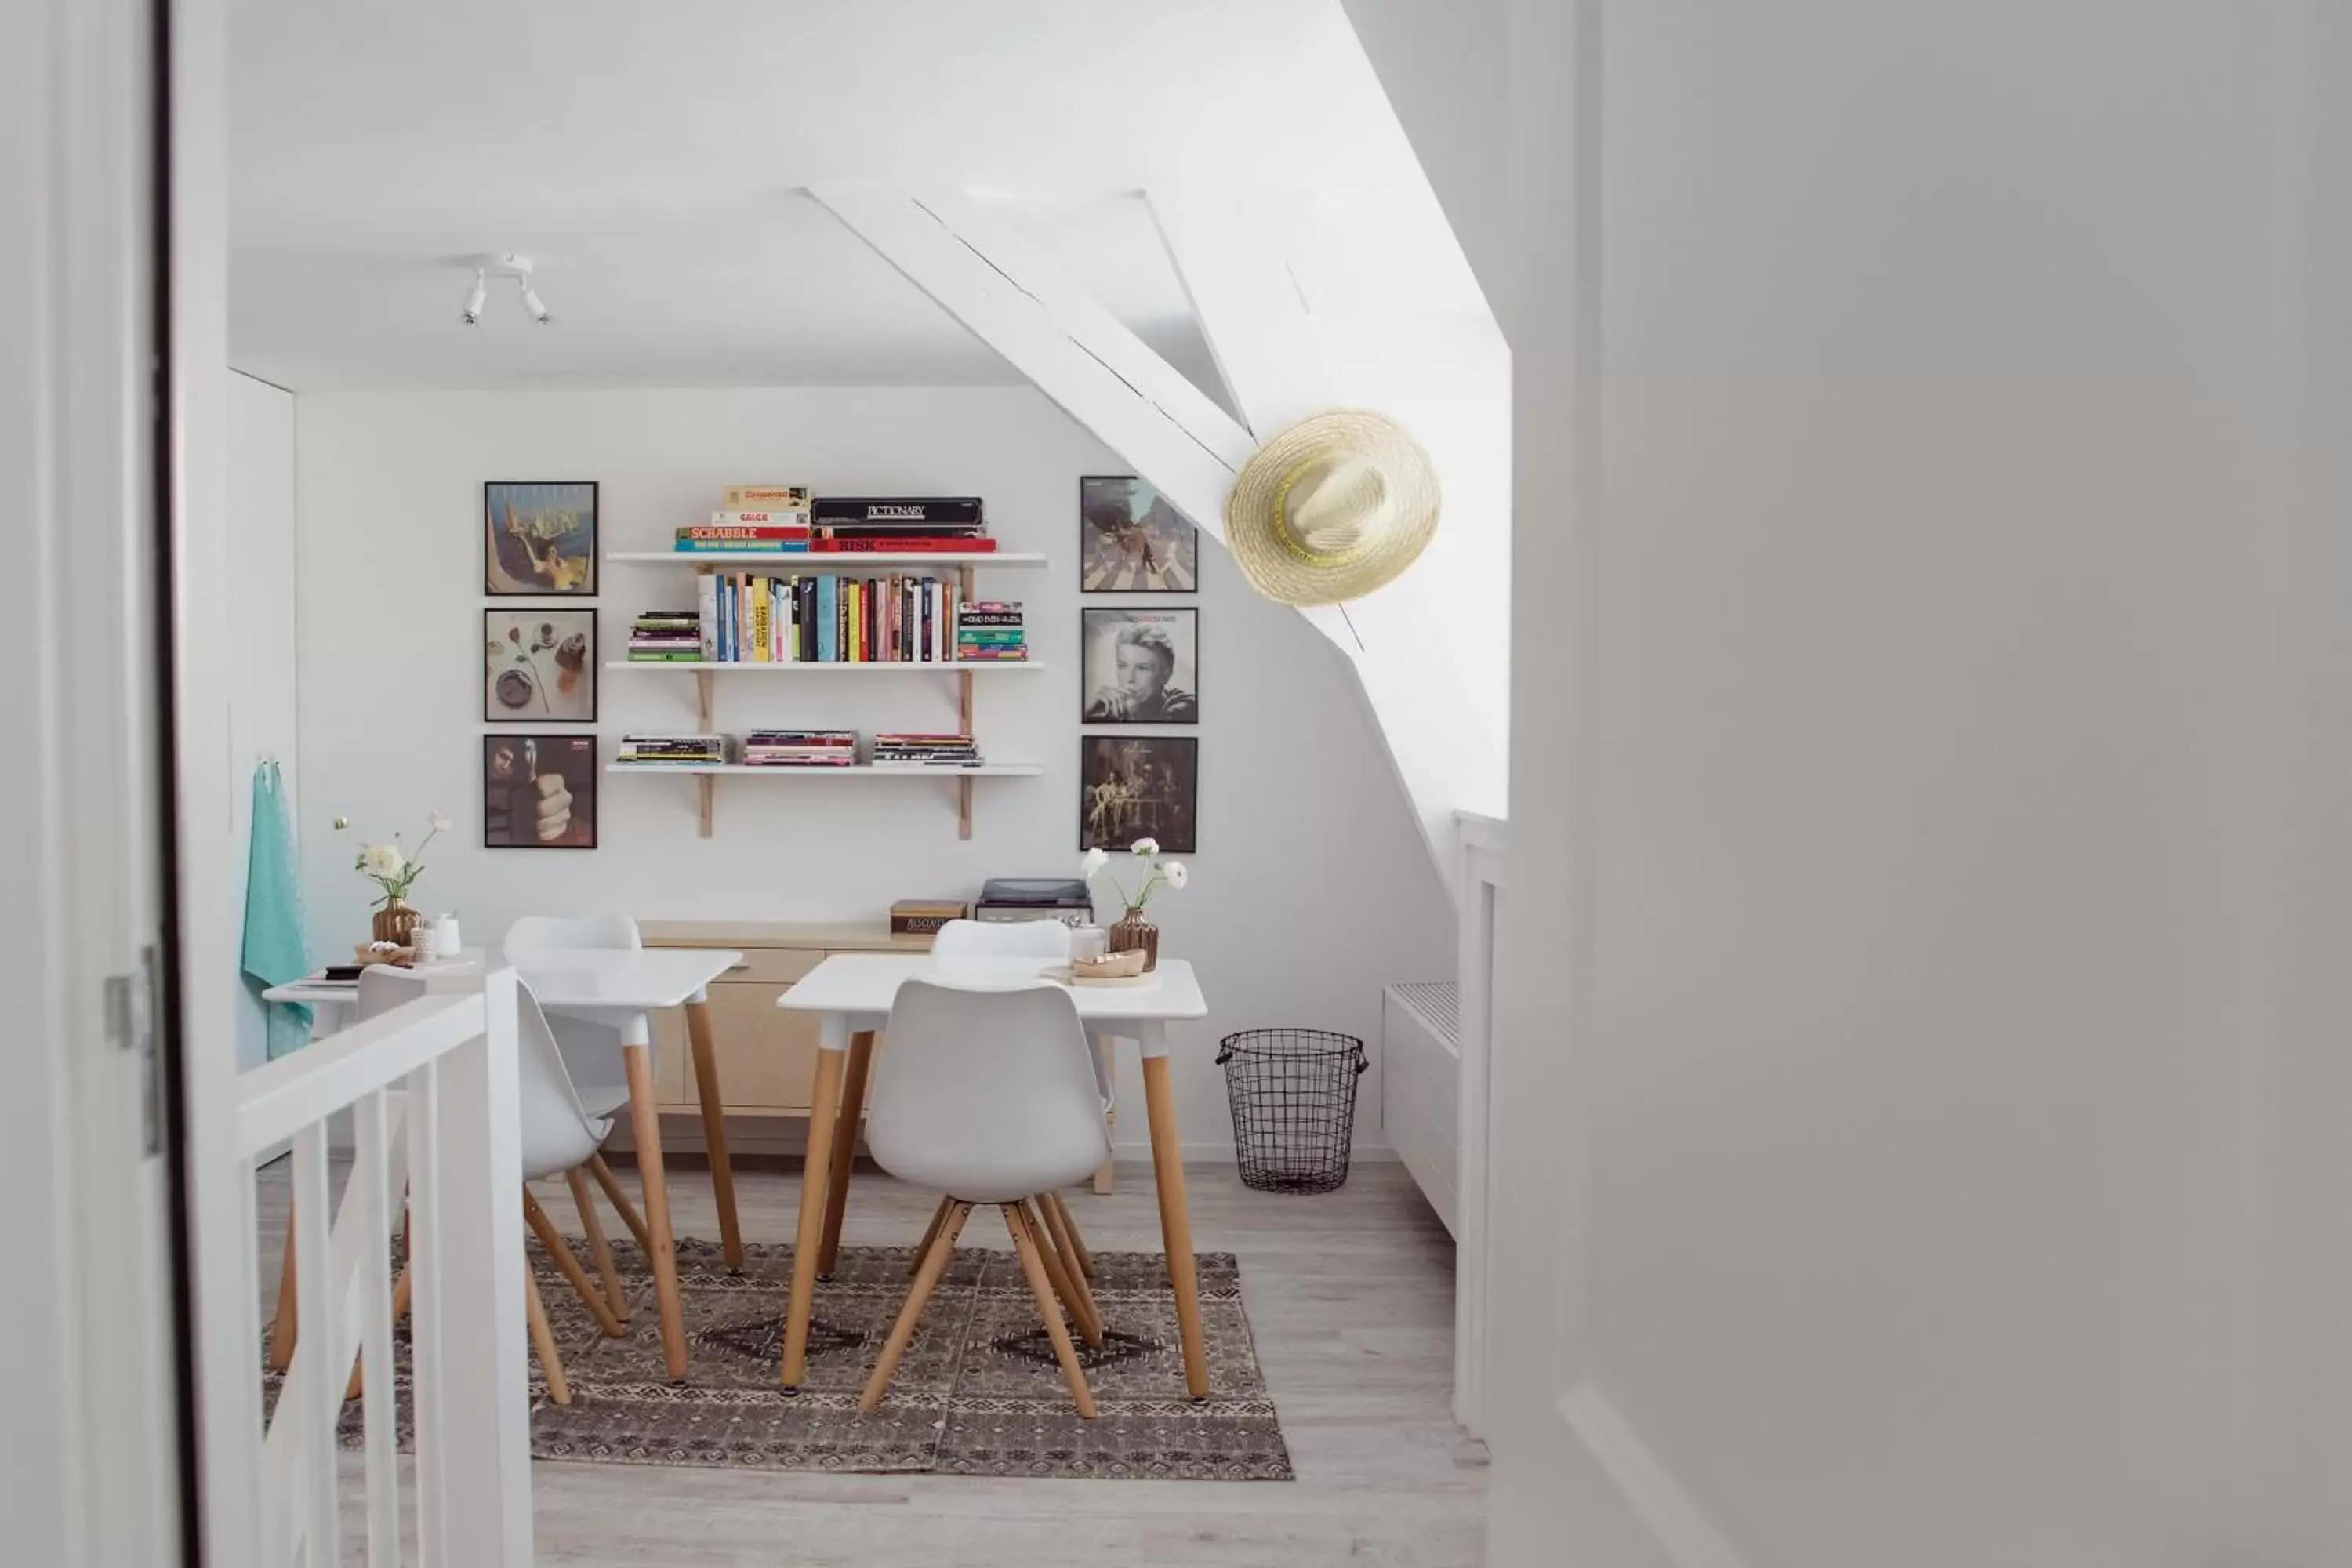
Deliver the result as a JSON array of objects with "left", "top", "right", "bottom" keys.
[{"left": 459, "top": 253, "right": 552, "bottom": 327}]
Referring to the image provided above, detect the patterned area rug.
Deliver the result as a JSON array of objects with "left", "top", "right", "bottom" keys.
[{"left": 272, "top": 1233, "right": 1292, "bottom": 1482}]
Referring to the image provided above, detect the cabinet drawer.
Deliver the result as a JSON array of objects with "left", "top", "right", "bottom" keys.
[{"left": 652, "top": 979, "right": 832, "bottom": 1112}]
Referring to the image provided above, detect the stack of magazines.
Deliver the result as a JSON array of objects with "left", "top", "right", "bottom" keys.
[
  {"left": 742, "top": 730, "right": 858, "bottom": 767},
  {"left": 616, "top": 734, "right": 731, "bottom": 767},
  {"left": 628, "top": 609, "right": 702, "bottom": 662},
  {"left": 870, "top": 733, "right": 982, "bottom": 769}
]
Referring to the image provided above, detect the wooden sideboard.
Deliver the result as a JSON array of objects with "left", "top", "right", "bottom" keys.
[{"left": 626, "top": 920, "right": 933, "bottom": 1158}]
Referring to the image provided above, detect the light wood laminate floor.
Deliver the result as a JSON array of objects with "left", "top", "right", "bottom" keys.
[{"left": 256, "top": 1156, "right": 1486, "bottom": 1567}]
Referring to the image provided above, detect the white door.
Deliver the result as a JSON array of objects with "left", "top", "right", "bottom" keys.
[{"left": 0, "top": 0, "right": 194, "bottom": 1562}]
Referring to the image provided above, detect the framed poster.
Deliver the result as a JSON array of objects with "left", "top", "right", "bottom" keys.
[
  {"left": 1081, "top": 606, "right": 1198, "bottom": 724},
  {"left": 1079, "top": 734, "right": 1198, "bottom": 854},
  {"left": 1080, "top": 474, "right": 1198, "bottom": 593},
  {"left": 485, "top": 480, "right": 597, "bottom": 595},
  {"left": 484, "top": 608, "right": 597, "bottom": 722},
  {"left": 482, "top": 735, "right": 598, "bottom": 848}
]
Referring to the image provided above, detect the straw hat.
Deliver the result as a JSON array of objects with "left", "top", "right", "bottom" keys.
[{"left": 1224, "top": 409, "right": 1440, "bottom": 605}]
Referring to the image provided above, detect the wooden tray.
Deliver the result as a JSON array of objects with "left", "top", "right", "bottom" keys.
[{"left": 1040, "top": 963, "right": 1158, "bottom": 989}]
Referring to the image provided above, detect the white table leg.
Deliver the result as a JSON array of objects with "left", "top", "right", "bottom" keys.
[{"left": 1093, "top": 1032, "right": 1117, "bottom": 1195}]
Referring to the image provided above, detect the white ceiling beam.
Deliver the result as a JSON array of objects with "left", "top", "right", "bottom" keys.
[
  {"left": 1146, "top": 185, "right": 1332, "bottom": 441},
  {"left": 807, "top": 185, "right": 1250, "bottom": 546},
  {"left": 811, "top": 183, "right": 1489, "bottom": 888}
]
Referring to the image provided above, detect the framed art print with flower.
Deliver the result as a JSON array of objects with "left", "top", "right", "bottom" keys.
[{"left": 485, "top": 608, "right": 596, "bottom": 722}]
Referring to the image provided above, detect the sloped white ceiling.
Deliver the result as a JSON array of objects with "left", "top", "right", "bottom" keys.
[{"left": 227, "top": 0, "right": 1434, "bottom": 391}]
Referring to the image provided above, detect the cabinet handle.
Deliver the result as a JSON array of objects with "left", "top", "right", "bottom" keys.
[{"left": 724, "top": 960, "right": 750, "bottom": 973}]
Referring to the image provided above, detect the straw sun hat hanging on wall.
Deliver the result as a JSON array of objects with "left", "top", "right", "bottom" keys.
[{"left": 1223, "top": 408, "right": 1441, "bottom": 606}]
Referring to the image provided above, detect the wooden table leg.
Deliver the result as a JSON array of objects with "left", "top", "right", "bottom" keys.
[
  {"left": 780, "top": 1045, "right": 845, "bottom": 1388},
  {"left": 818, "top": 1030, "right": 876, "bottom": 1276},
  {"left": 267, "top": 1207, "right": 299, "bottom": 1372},
  {"left": 1093, "top": 1034, "right": 1117, "bottom": 1196},
  {"left": 1142, "top": 1052, "right": 1210, "bottom": 1399},
  {"left": 684, "top": 997, "right": 744, "bottom": 1271},
  {"left": 623, "top": 1043, "right": 690, "bottom": 1380}
]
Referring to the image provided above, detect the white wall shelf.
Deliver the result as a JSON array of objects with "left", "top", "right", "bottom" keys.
[
  {"left": 606, "top": 761, "right": 1044, "bottom": 840},
  {"left": 603, "top": 660, "right": 1040, "bottom": 673},
  {"left": 612, "top": 659, "right": 1034, "bottom": 731},
  {"left": 606, "top": 550, "right": 1045, "bottom": 569},
  {"left": 606, "top": 764, "right": 1044, "bottom": 777}
]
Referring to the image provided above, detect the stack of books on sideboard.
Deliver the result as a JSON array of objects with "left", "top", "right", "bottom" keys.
[{"left": 673, "top": 489, "right": 997, "bottom": 556}]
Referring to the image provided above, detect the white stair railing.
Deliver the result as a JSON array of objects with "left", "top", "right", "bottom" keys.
[
  {"left": 233, "top": 967, "right": 533, "bottom": 1567},
  {"left": 1454, "top": 811, "right": 1508, "bottom": 1438}
]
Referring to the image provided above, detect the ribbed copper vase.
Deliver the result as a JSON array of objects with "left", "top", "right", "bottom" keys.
[
  {"left": 1107, "top": 907, "right": 1160, "bottom": 972},
  {"left": 372, "top": 898, "right": 423, "bottom": 946}
]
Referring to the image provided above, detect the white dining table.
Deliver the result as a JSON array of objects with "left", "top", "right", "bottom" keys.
[
  {"left": 268, "top": 946, "right": 744, "bottom": 1381},
  {"left": 775, "top": 953, "right": 1215, "bottom": 1397}
]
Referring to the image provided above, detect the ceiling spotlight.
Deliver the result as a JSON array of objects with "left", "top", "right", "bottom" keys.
[{"left": 458, "top": 252, "right": 554, "bottom": 328}]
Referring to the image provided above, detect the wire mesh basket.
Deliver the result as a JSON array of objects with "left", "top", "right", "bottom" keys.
[{"left": 1216, "top": 1028, "right": 1370, "bottom": 1194}]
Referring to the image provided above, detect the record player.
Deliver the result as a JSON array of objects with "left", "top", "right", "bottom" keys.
[{"left": 973, "top": 877, "right": 1096, "bottom": 927}]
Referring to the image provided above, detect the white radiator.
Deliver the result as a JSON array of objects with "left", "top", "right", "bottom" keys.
[{"left": 1382, "top": 980, "right": 1461, "bottom": 1237}]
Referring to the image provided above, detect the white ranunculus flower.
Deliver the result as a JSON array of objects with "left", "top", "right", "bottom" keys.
[
  {"left": 1130, "top": 837, "right": 1160, "bottom": 857},
  {"left": 426, "top": 810, "right": 452, "bottom": 833},
  {"left": 1161, "top": 859, "right": 1189, "bottom": 891},
  {"left": 1080, "top": 846, "right": 1109, "bottom": 879},
  {"left": 360, "top": 843, "right": 406, "bottom": 880}
]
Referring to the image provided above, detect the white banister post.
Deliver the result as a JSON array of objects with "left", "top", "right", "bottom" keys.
[
  {"left": 421, "top": 976, "right": 532, "bottom": 1565},
  {"left": 1454, "top": 812, "right": 1508, "bottom": 1436}
]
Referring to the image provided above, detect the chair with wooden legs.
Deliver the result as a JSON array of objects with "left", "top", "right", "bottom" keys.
[
  {"left": 896, "top": 920, "right": 1109, "bottom": 1290},
  {"left": 510, "top": 974, "right": 640, "bottom": 1405},
  {"left": 852, "top": 978, "right": 1112, "bottom": 1416},
  {"left": 270, "top": 968, "right": 643, "bottom": 1407}
]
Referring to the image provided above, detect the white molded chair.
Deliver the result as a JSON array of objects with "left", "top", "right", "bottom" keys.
[
  {"left": 501, "top": 914, "right": 644, "bottom": 1120},
  {"left": 855, "top": 978, "right": 1112, "bottom": 1416},
  {"left": 906, "top": 920, "right": 1105, "bottom": 1285},
  {"left": 929, "top": 916, "right": 1072, "bottom": 962},
  {"left": 285, "top": 965, "right": 644, "bottom": 1406}
]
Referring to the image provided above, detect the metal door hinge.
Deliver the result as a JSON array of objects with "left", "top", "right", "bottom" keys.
[{"left": 106, "top": 945, "right": 164, "bottom": 1156}]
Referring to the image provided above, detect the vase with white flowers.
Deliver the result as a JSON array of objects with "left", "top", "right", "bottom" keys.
[
  {"left": 1081, "top": 837, "right": 1189, "bottom": 973},
  {"left": 334, "top": 810, "right": 451, "bottom": 946}
]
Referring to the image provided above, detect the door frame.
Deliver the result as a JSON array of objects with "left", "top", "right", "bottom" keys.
[{"left": 0, "top": 0, "right": 201, "bottom": 1561}]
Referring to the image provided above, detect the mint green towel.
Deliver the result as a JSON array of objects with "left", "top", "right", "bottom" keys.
[{"left": 241, "top": 759, "right": 314, "bottom": 1059}]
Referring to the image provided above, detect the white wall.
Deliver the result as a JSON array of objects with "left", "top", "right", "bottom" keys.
[
  {"left": 2250, "top": 5, "right": 2352, "bottom": 1558},
  {"left": 1490, "top": 2, "right": 2333, "bottom": 1563},
  {"left": 226, "top": 370, "right": 299, "bottom": 1070},
  {"left": 292, "top": 385, "right": 1451, "bottom": 1156}
]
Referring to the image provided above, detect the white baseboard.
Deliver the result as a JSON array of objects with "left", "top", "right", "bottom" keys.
[{"left": 1556, "top": 1381, "right": 1752, "bottom": 1568}]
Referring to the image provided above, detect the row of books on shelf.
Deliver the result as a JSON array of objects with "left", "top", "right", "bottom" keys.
[
  {"left": 629, "top": 578, "right": 1025, "bottom": 664},
  {"left": 674, "top": 492, "right": 996, "bottom": 555},
  {"left": 615, "top": 731, "right": 985, "bottom": 769}
]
